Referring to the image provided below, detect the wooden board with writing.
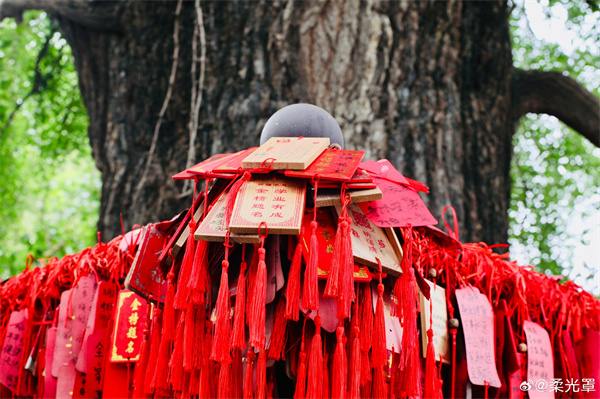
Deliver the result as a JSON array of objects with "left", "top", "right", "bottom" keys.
[
  {"left": 110, "top": 290, "right": 148, "bottom": 362},
  {"left": 213, "top": 147, "right": 269, "bottom": 173},
  {"left": 194, "top": 190, "right": 260, "bottom": 243},
  {"left": 186, "top": 152, "right": 240, "bottom": 178},
  {"left": 284, "top": 149, "right": 364, "bottom": 181},
  {"left": 229, "top": 175, "right": 306, "bottom": 235},
  {"left": 241, "top": 137, "right": 329, "bottom": 170},
  {"left": 315, "top": 187, "right": 382, "bottom": 208},
  {"left": 455, "top": 286, "right": 501, "bottom": 388},
  {"left": 523, "top": 320, "right": 554, "bottom": 399},
  {"left": 334, "top": 203, "right": 402, "bottom": 276},
  {"left": 0, "top": 309, "right": 27, "bottom": 391},
  {"left": 419, "top": 280, "right": 450, "bottom": 364}
]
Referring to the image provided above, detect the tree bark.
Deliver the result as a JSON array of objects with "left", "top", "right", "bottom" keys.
[{"left": 2, "top": 0, "right": 596, "bottom": 247}]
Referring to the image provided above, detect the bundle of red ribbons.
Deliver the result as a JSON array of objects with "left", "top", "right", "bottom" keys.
[{"left": 1, "top": 137, "right": 599, "bottom": 399}]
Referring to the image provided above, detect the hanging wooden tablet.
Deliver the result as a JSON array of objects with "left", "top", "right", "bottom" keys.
[
  {"left": 109, "top": 290, "right": 148, "bottom": 362},
  {"left": 194, "top": 190, "right": 260, "bottom": 243},
  {"left": 419, "top": 280, "right": 450, "bottom": 364},
  {"left": 523, "top": 320, "right": 554, "bottom": 399},
  {"left": 229, "top": 175, "right": 306, "bottom": 235},
  {"left": 314, "top": 187, "right": 382, "bottom": 208},
  {"left": 186, "top": 151, "right": 241, "bottom": 177},
  {"left": 0, "top": 309, "right": 27, "bottom": 392},
  {"left": 455, "top": 286, "right": 501, "bottom": 388},
  {"left": 284, "top": 149, "right": 364, "bottom": 181},
  {"left": 334, "top": 203, "right": 402, "bottom": 276},
  {"left": 241, "top": 137, "right": 329, "bottom": 170},
  {"left": 125, "top": 225, "right": 169, "bottom": 302}
]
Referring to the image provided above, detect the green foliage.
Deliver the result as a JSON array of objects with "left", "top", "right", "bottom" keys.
[
  {"left": 509, "top": 0, "right": 599, "bottom": 292},
  {"left": 0, "top": 11, "right": 100, "bottom": 279}
]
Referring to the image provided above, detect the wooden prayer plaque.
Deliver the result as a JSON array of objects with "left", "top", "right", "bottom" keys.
[
  {"left": 315, "top": 187, "right": 383, "bottom": 208},
  {"left": 284, "top": 149, "right": 364, "bottom": 181},
  {"left": 334, "top": 203, "right": 402, "bottom": 275},
  {"left": 241, "top": 137, "right": 329, "bottom": 170},
  {"left": 419, "top": 280, "right": 450, "bottom": 364},
  {"left": 229, "top": 175, "right": 306, "bottom": 235},
  {"left": 194, "top": 190, "right": 260, "bottom": 243},
  {"left": 110, "top": 290, "right": 148, "bottom": 363}
]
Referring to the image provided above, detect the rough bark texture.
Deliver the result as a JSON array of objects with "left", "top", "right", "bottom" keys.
[{"left": 1, "top": 0, "right": 595, "bottom": 245}]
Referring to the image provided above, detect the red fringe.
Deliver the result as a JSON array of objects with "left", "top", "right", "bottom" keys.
[
  {"left": 145, "top": 307, "right": 162, "bottom": 394},
  {"left": 424, "top": 328, "right": 442, "bottom": 399},
  {"left": 349, "top": 324, "right": 361, "bottom": 399},
  {"left": 174, "top": 221, "right": 196, "bottom": 309},
  {"left": 373, "top": 282, "right": 387, "bottom": 368},
  {"left": 152, "top": 270, "right": 177, "bottom": 392},
  {"left": 249, "top": 247, "right": 267, "bottom": 350},
  {"left": 217, "top": 363, "right": 231, "bottom": 399},
  {"left": 322, "top": 354, "right": 330, "bottom": 399},
  {"left": 231, "top": 349, "right": 244, "bottom": 399},
  {"left": 244, "top": 351, "right": 255, "bottom": 399},
  {"left": 360, "top": 284, "right": 373, "bottom": 387},
  {"left": 231, "top": 257, "right": 248, "bottom": 350},
  {"left": 169, "top": 314, "right": 186, "bottom": 391},
  {"left": 324, "top": 216, "right": 344, "bottom": 298},
  {"left": 331, "top": 326, "right": 347, "bottom": 399},
  {"left": 256, "top": 349, "right": 267, "bottom": 399},
  {"left": 132, "top": 306, "right": 152, "bottom": 398},
  {"left": 337, "top": 216, "right": 355, "bottom": 320},
  {"left": 372, "top": 365, "right": 387, "bottom": 399},
  {"left": 306, "top": 317, "right": 323, "bottom": 399},
  {"left": 187, "top": 240, "right": 210, "bottom": 305},
  {"left": 294, "top": 351, "right": 307, "bottom": 399},
  {"left": 211, "top": 259, "right": 232, "bottom": 364},
  {"left": 285, "top": 235, "right": 302, "bottom": 321},
  {"left": 267, "top": 294, "right": 288, "bottom": 360},
  {"left": 302, "top": 221, "right": 319, "bottom": 311}
]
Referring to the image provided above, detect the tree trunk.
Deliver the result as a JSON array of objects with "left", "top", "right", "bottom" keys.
[
  {"left": 53, "top": 0, "right": 517, "bottom": 245},
  {"left": 0, "top": 0, "right": 545, "bottom": 245}
]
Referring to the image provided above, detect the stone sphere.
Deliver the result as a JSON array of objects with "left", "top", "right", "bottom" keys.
[{"left": 260, "top": 103, "right": 344, "bottom": 148}]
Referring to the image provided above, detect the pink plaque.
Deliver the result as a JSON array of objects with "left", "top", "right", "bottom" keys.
[{"left": 455, "top": 286, "right": 501, "bottom": 388}]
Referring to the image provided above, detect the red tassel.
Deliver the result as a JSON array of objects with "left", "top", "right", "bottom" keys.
[
  {"left": 331, "top": 325, "right": 347, "bottom": 399},
  {"left": 256, "top": 349, "right": 267, "bottom": 399},
  {"left": 285, "top": 234, "right": 302, "bottom": 321},
  {"left": 373, "top": 280, "right": 387, "bottom": 368},
  {"left": 372, "top": 365, "right": 387, "bottom": 399},
  {"left": 217, "top": 363, "right": 231, "bottom": 399},
  {"left": 324, "top": 216, "right": 344, "bottom": 298},
  {"left": 337, "top": 215, "right": 355, "bottom": 320},
  {"left": 133, "top": 304, "right": 152, "bottom": 398},
  {"left": 349, "top": 315, "right": 361, "bottom": 399},
  {"left": 187, "top": 239, "right": 210, "bottom": 305},
  {"left": 360, "top": 284, "right": 373, "bottom": 387},
  {"left": 198, "top": 326, "right": 213, "bottom": 399},
  {"left": 302, "top": 220, "right": 319, "bottom": 311},
  {"left": 424, "top": 329, "right": 442, "bottom": 399},
  {"left": 169, "top": 313, "right": 186, "bottom": 392},
  {"left": 322, "top": 354, "right": 330, "bottom": 399},
  {"left": 174, "top": 220, "right": 196, "bottom": 309},
  {"left": 145, "top": 307, "right": 162, "bottom": 393},
  {"left": 244, "top": 350, "right": 255, "bottom": 399},
  {"left": 306, "top": 316, "right": 323, "bottom": 399},
  {"left": 211, "top": 257, "right": 232, "bottom": 364},
  {"left": 152, "top": 269, "right": 177, "bottom": 392},
  {"left": 268, "top": 294, "right": 288, "bottom": 360},
  {"left": 295, "top": 351, "right": 307, "bottom": 399},
  {"left": 231, "top": 247, "right": 248, "bottom": 350},
  {"left": 249, "top": 246, "right": 267, "bottom": 350},
  {"left": 231, "top": 349, "right": 244, "bottom": 399}
]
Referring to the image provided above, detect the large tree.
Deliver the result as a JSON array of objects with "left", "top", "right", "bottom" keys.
[{"left": 1, "top": 0, "right": 598, "bottom": 245}]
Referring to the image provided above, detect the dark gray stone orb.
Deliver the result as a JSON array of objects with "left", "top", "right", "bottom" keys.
[{"left": 260, "top": 103, "right": 344, "bottom": 148}]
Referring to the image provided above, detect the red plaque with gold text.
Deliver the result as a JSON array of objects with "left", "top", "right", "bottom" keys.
[{"left": 109, "top": 290, "right": 148, "bottom": 363}]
